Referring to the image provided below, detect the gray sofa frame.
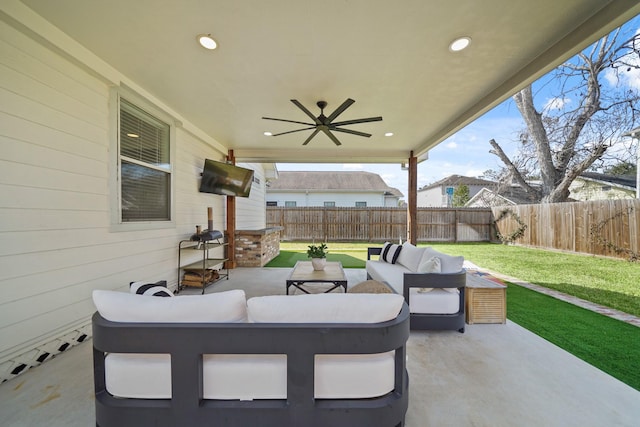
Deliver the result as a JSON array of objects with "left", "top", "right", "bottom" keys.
[
  {"left": 367, "top": 247, "right": 466, "bottom": 333},
  {"left": 92, "top": 304, "right": 410, "bottom": 427}
]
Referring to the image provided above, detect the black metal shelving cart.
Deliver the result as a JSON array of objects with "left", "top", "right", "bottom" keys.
[{"left": 177, "top": 238, "right": 228, "bottom": 294}]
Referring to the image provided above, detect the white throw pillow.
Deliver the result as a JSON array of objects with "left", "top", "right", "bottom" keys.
[
  {"left": 247, "top": 293, "right": 404, "bottom": 323},
  {"left": 420, "top": 247, "right": 464, "bottom": 273},
  {"left": 381, "top": 242, "right": 402, "bottom": 264},
  {"left": 93, "top": 289, "right": 247, "bottom": 323},
  {"left": 417, "top": 256, "right": 441, "bottom": 273},
  {"left": 396, "top": 242, "right": 426, "bottom": 272},
  {"left": 416, "top": 256, "right": 441, "bottom": 293}
]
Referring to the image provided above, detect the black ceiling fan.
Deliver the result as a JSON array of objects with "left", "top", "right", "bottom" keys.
[{"left": 262, "top": 98, "right": 382, "bottom": 146}]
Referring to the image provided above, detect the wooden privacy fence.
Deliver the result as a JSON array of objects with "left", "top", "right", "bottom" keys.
[
  {"left": 490, "top": 199, "right": 639, "bottom": 260},
  {"left": 267, "top": 200, "right": 639, "bottom": 260},
  {"left": 266, "top": 207, "right": 493, "bottom": 243}
]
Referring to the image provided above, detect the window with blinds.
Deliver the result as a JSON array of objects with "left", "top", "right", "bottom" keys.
[{"left": 119, "top": 98, "right": 171, "bottom": 222}]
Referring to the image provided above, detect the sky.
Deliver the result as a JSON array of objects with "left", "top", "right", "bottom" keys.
[{"left": 276, "top": 15, "right": 640, "bottom": 200}]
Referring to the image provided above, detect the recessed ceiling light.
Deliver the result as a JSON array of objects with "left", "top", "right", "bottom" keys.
[
  {"left": 449, "top": 37, "right": 471, "bottom": 52},
  {"left": 126, "top": 133, "right": 139, "bottom": 138},
  {"left": 264, "top": 131, "right": 273, "bottom": 136},
  {"left": 385, "top": 132, "right": 394, "bottom": 137},
  {"left": 197, "top": 34, "right": 217, "bottom": 50}
]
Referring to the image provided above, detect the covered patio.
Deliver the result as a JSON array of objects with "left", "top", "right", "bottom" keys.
[
  {"left": 2, "top": 2, "right": 640, "bottom": 426},
  {"left": 1, "top": 267, "right": 639, "bottom": 427}
]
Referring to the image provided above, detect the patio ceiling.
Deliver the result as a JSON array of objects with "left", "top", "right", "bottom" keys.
[{"left": 19, "top": 0, "right": 640, "bottom": 164}]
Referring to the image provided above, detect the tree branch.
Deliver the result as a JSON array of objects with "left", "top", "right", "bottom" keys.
[
  {"left": 489, "top": 139, "right": 540, "bottom": 199},
  {"left": 547, "top": 144, "right": 608, "bottom": 202}
]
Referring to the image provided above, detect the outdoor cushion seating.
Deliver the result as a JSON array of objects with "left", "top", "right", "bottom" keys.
[
  {"left": 92, "top": 290, "right": 409, "bottom": 427},
  {"left": 366, "top": 242, "right": 466, "bottom": 332}
]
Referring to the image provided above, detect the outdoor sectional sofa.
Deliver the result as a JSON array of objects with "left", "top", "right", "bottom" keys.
[
  {"left": 366, "top": 242, "right": 466, "bottom": 332},
  {"left": 92, "top": 289, "right": 410, "bottom": 427}
]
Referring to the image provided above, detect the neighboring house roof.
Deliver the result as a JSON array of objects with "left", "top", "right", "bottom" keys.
[
  {"left": 495, "top": 185, "right": 542, "bottom": 205},
  {"left": 466, "top": 188, "right": 515, "bottom": 207},
  {"left": 267, "top": 171, "right": 404, "bottom": 197},
  {"left": 466, "top": 185, "right": 542, "bottom": 207},
  {"left": 577, "top": 172, "right": 637, "bottom": 191},
  {"left": 418, "top": 175, "right": 496, "bottom": 192}
]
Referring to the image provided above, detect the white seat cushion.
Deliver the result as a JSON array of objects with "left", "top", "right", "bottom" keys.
[
  {"left": 365, "top": 260, "right": 408, "bottom": 294},
  {"left": 409, "top": 288, "right": 460, "bottom": 314},
  {"left": 104, "top": 352, "right": 395, "bottom": 400}
]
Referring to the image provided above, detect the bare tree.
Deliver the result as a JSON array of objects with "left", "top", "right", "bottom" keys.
[{"left": 490, "top": 24, "right": 640, "bottom": 203}]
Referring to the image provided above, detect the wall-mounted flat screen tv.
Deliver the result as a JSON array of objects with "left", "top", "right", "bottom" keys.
[{"left": 199, "top": 159, "right": 254, "bottom": 198}]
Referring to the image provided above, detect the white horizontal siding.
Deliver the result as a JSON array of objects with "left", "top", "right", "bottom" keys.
[
  {"left": 417, "top": 188, "right": 444, "bottom": 207},
  {"left": 173, "top": 129, "right": 227, "bottom": 234},
  {"left": 0, "top": 19, "right": 251, "bottom": 363},
  {"left": 236, "top": 162, "right": 266, "bottom": 229}
]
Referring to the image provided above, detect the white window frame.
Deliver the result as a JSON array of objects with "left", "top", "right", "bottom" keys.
[{"left": 109, "top": 88, "right": 176, "bottom": 231}]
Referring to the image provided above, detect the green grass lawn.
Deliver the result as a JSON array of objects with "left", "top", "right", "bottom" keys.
[
  {"left": 429, "top": 242, "right": 639, "bottom": 318},
  {"left": 268, "top": 241, "right": 640, "bottom": 391},
  {"left": 270, "top": 241, "right": 639, "bottom": 317},
  {"left": 265, "top": 250, "right": 365, "bottom": 268},
  {"left": 266, "top": 242, "right": 369, "bottom": 268},
  {"left": 506, "top": 283, "right": 640, "bottom": 391}
]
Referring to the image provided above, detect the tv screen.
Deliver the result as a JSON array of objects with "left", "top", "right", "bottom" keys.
[{"left": 199, "top": 159, "right": 254, "bottom": 198}]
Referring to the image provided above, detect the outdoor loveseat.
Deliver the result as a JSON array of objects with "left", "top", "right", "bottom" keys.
[
  {"left": 366, "top": 242, "right": 466, "bottom": 332},
  {"left": 92, "top": 289, "right": 410, "bottom": 427}
]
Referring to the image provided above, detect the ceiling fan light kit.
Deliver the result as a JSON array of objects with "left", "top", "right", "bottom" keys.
[{"left": 262, "top": 98, "right": 382, "bottom": 146}]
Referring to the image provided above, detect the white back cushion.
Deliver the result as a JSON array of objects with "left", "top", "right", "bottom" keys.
[
  {"left": 396, "top": 242, "right": 425, "bottom": 272},
  {"left": 247, "top": 293, "right": 404, "bottom": 323},
  {"left": 420, "top": 248, "right": 464, "bottom": 273},
  {"left": 93, "top": 289, "right": 247, "bottom": 323}
]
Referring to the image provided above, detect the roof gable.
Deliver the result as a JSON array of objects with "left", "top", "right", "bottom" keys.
[
  {"left": 267, "top": 171, "right": 403, "bottom": 197},
  {"left": 419, "top": 175, "right": 497, "bottom": 192}
]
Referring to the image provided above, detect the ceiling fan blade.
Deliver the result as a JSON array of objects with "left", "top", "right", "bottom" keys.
[
  {"left": 326, "top": 98, "right": 355, "bottom": 123},
  {"left": 322, "top": 128, "right": 342, "bottom": 146},
  {"left": 262, "top": 117, "right": 315, "bottom": 126},
  {"left": 332, "top": 128, "right": 372, "bottom": 138},
  {"left": 331, "top": 116, "right": 383, "bottom": 127},
  {"left": 272, "top": 127, "right": 317, "bottom": 137},
  {"left": 302, "top": 128, "right": 321, "bottom": 145},
  {"left": 291, "top": 100, "right": 321, "bottom": 125}
]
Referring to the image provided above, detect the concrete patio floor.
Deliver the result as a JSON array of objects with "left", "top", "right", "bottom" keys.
[{"left": 1, "top": 267, "right": 639, "bottom": 427}]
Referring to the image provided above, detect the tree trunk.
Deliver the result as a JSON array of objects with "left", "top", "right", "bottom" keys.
[{"left": 513, "top": 86, "right": 558, "bottom": 197}]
